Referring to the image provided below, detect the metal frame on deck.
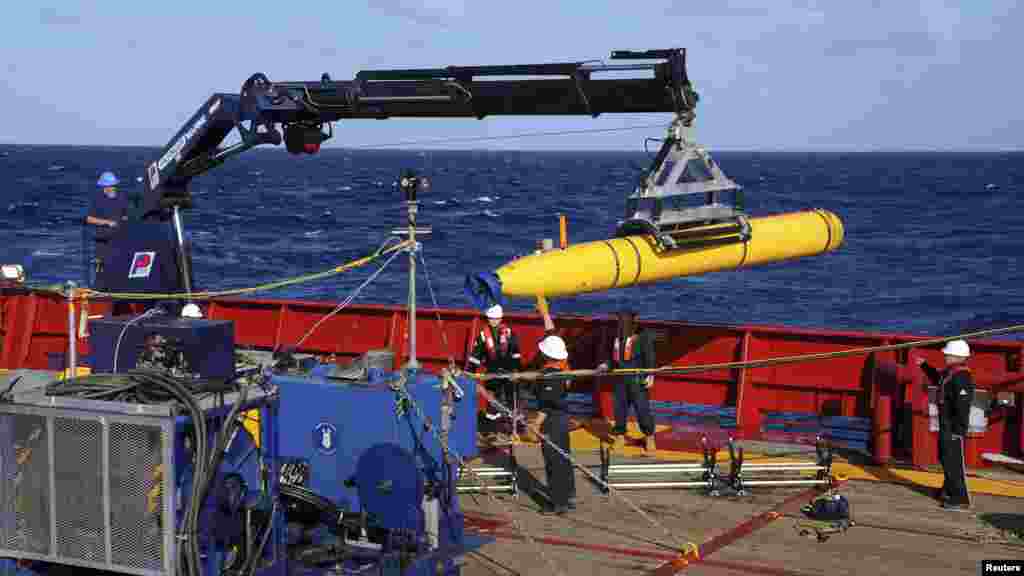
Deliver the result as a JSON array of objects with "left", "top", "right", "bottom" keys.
[
  {"left": 455, "top": 435, "right": 834, "bottom": 498},
  {"left": 596, "top": 435, "right": 834, "bottom": 496}
]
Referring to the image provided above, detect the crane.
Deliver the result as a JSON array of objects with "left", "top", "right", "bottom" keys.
[{"left": 98, "top": 49, "right": 699, "bottom": 299}]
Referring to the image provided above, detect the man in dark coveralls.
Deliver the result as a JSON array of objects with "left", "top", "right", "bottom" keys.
[
  {"left": 599, "top": 310, "right": 658, "bottom": 453},
  {"left": 917, "top": 339, "right": 975, "bottom": 510},
  {"left": 534, "top": 299, "right": 574, "bottom": 515},
  {"left": 85, "top": 171, "right": 128, "bottom": 274}
]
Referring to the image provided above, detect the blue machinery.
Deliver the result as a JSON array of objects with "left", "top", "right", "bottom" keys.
[{"left": 0, "top": 355, "right": 481, "bottom": 576}]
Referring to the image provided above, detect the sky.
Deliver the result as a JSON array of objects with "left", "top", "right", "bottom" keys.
[{"left": 1, "top": 1, "right": 1021, "bottom": 151}]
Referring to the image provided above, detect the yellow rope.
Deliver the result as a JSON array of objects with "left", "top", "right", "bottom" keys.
[
  {"left": 75, "top": 239, "right": 413, "bottom": 301},
  {"left": 469, "top": 322, "right": 1024, "bottom": 382}
]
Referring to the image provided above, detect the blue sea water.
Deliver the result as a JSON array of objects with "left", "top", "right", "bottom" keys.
[{"left": 2, "top": 144, "right": 1022, "bottom": 338}]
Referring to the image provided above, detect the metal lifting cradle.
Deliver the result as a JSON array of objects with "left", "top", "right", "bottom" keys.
[
  {"left": 596, "top": 436, "right": 835, "bottom": 496},
  {"left": 615, "top": 120, "right": 750, "bottom": 251},
  {"left": 456, "top": 436, "right": 835, "bottom": 498}
]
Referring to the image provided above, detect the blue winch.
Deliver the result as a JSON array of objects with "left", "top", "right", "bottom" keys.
[{"left": 0, "top": 344, "right": 481, "bottom": 576}]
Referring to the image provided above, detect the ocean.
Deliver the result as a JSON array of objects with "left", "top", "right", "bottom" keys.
[{"left": 2, "top": 144, "right": 1022, "bottom": 338}]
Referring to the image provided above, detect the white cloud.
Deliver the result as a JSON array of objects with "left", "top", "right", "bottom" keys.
[{"left": 371, "top": 0, "right": 467, "bottom": 29}]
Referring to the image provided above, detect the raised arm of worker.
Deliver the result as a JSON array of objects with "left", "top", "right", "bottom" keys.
[
  {"left": 537, "top": 295, "right": 555, "bottom": 334},
  {"left": 916, "top": 356, "right": 941, "bottom": 385},
  {"left": 85, "top": 214, "right": 118, "bottom": 228}
]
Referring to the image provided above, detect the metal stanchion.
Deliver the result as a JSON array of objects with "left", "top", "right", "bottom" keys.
[{"left": 66, "top": 281, "right": 77, "bottom": 376}]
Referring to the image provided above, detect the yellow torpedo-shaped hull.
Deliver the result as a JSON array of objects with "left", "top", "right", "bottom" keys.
[{"left": 486, "top": 209, "right": 843, "bottom": 299}]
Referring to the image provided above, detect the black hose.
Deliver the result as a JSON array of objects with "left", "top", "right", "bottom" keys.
[
  {"left": 45, "top": 368, "right": 255, "bottom": 576},
  {"left": 129, "top": 369, "right": 209, "bottom": 576}
]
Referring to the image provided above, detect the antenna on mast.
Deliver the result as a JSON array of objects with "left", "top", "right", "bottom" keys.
[{"left": 393, "top": 170, "right": 432, "bottom": 371}]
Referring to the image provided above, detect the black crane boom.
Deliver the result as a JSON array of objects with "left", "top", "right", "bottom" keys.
[{"left": 143, "top": 48, "right": 696, "bottom": 217}]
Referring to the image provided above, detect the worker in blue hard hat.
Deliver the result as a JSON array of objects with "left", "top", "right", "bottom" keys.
[
  {"left": 85, "top": 171, "right": 129, "bottom": 274},
  {"left": 916, "top": 339, "right": 975, "bottom": 510}
]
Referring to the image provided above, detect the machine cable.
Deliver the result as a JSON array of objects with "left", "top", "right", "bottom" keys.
[
  {"left": 112, "top": 306, "right": 164, "bottom": 373},
  {"left": 417, "top": 249, "right": 457, "bottom": 369},
  {"left": 389, "top": 372, "right": 570, "bottom": 576},
  {"left": 293, "top": 244, "right": 405, "bottom": 350},
  {"left": 44, "top": 368, "right": 258, "bottom": 576}
]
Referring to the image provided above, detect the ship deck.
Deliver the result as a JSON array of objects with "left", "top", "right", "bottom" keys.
[{"left": 459, "top": 426, "right": 1024, "bottom": 576}]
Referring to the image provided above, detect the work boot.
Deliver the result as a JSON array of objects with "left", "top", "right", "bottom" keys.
[
  {"left": 644, "top": 435, "right": 657, "bottom": 454},
  {"left": 612, "top": 434, "right": 625, "bottom": 453},
  {"left": 540, "top": 505, "right": 568, "bottom": 516}
]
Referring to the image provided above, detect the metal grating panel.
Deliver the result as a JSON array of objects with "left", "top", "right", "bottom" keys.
[
  {"left": 54, "top": 417, "right": 105, "bottom": 563},
  {"left": 0, "top": 413, "right": 50, "bottom": 555},
  {"left": 0, "top": 400, "right": 185, "bottom": 575},
  {"left": 109, "top": 422, "right": 166, "bottom": 571}
]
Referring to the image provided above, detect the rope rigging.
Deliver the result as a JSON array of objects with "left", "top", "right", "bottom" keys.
[
  {"left": 27, "top": 239, "right": 414, "bottom": 302},
  {"left": 345, "top": 122, "right": 669, "bottom": 149},
  {"left": 466, "top": 322, "right": 1024, "bottom": 383}
]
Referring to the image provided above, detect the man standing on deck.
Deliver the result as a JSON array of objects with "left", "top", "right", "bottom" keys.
[
  {"left": 917, "top": 339, "right": 975, "bottom": 510},
  {"left": 468, "top": 304, "right": 522, "bottom": 427},
  {"left": 85, "top": 171, "right": 128, "bottom": 275},
  {"left": 474, "top": 298, "right": 576, "bottom": 513},
  {"left": 599, "top": 310, "right": 658, "bottom": 454},
  {"left": 534, "top": 297, "right": 574, "bottom": 515}
]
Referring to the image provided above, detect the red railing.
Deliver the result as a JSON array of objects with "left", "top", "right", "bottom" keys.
[{"left": 2, "top": 288, "right": 1021, "bottom": 468}]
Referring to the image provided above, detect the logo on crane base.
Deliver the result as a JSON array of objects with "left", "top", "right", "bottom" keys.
[
  {"left": 313, "top": 422, "right": 338, "bottom": 455},
  {"left": 128, "top": 252, "right": 156, "bottom": 279},
  {"left": 148, "top": 162, "right": 160, "bottom": 190}
]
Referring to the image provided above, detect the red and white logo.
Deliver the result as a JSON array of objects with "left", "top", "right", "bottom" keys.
[{"left": 128, "top": 252, "right": 156, "bottom": 279}]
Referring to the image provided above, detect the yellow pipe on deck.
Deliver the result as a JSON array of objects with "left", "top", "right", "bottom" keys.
[{"left": 489, "top": 209, "right": 843, "bottom": 299}]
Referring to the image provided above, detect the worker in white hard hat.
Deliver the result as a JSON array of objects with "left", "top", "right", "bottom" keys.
[
  {"left": 916, "top": 339, "right": 975, "bottom": 510},
  {"left": 534, "top": 300, "right": 574, "bottom": 516},
  {"left": 467, "top": 304, "right": 522, "bottom": 425}
]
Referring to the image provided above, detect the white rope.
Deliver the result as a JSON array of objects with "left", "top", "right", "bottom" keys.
[{"left": 293, "top": 248, "right": 404, "bottom": 350}]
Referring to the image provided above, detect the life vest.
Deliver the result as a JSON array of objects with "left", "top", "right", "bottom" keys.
[
  {"left": 613, "top": 335, "right": 637, "bottom": 362},
  {"left": 480, "top": 325, "right": 512, "bottom": 359},
  {"left": 543, "top": 358, "right": 569, "bottom": 372}
]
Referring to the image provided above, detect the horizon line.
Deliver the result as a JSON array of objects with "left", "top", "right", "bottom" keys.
[{"left": 1, "top": 142, "right": 1022, "bottom": 154}]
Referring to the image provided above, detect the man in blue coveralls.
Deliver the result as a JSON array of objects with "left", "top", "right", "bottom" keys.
[{"left": 85, "top": 171, "right": 128, "bottom": 274}]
